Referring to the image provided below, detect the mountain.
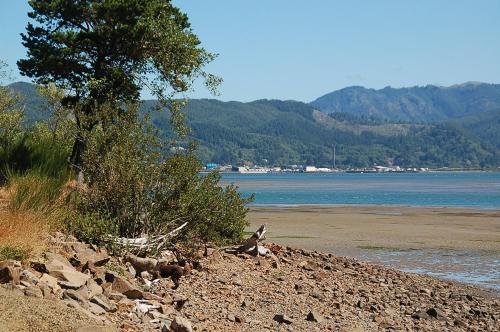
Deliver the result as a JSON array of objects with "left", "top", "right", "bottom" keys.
[
  {"left": 7, "top": 81, "right": 46, "bottom": 125},
  {"left": 310, "top": 82, "right": 500, "bottom": 123},
  {"left": 6, "top": 82, "right": 500, "bottom": 168}
]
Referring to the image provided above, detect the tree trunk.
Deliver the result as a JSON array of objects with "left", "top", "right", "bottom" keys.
[{"left": 70, "top": 133, "right": 86, "bottom": 185}]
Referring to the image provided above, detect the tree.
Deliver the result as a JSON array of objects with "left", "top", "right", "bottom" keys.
[{"left": 18, "top": 0, "right": 219, "bottom": 173}]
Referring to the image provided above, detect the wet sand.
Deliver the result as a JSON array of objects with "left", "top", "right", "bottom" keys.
[
  {"left": 248, "top": 205, "right": 500, "bottom": 289},
  {"left": 247, "top": 205, "right": 500, "bottom": 253}
]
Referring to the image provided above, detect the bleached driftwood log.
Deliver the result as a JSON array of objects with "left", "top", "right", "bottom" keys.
[
  {"left": 225, "top": 224, "right": 270, "bottom": 256},
  {"left": 112, "top": 221, "right": 189, "bottom": 252}
]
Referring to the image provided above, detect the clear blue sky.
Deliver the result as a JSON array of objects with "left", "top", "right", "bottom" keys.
[{"left": 1, "top": 1, "right": 499, "bottom": 102}]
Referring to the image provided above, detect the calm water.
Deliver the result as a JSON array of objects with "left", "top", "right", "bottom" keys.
[{"left": 221, "top": 172, "right": 500, "bottom": 209}]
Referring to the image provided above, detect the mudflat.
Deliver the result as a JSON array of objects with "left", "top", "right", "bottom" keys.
[{"left": 247, "top": 205, "right": 500, "bottom": 255}]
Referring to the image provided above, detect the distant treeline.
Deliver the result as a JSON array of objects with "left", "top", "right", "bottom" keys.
[{"left": 9, "top": 82, "right": 500, "bottom": 168}]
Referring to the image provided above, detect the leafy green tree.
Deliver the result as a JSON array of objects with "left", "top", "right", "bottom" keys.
[
  {"left": 18, "top": 0, "right": 219, "bottom": 172},
  {"left": 0, "top": 62, "right": 25, "bottom": 180}
]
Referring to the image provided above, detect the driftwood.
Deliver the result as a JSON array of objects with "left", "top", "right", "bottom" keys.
[
  {"left": 225, "top": 224, "right": 270, "bottom": 256},
  {"left": 124, "top": 253, "right": 190, "bottom": 289},
  {"left": 113, "top": 222, "right": 189, "bottom": 252}
]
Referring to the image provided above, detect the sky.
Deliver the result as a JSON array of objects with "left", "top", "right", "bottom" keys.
[{"left": 1, "top": 0, "right": 499, "bottom": 102}]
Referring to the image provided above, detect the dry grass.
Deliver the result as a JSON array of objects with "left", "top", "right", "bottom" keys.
[
  {"left": 0, "top": 210, "right": 51, "bottom": 259},
  {"left": 0, "top": 180, "right": 68, "bottom": 260}
]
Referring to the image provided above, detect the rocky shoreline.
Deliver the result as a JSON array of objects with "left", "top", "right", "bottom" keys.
[{"left": 0, "top": 233, "right": 498, "bottom": 331}]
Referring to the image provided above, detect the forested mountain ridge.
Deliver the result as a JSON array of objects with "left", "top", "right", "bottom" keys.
[
  {"left": 7, "top": 81, "right": 500, "bottom": 168},
  {"left": 311, "top": 82, "right": 500, "bottom": 123}
]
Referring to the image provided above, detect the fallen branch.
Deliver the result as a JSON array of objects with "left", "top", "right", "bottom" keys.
[
  {"left": 225, "top": 224, "right": 270, "bottom": 256},
  {"left": 112, "top": 222, "right": 189, "bottom": 252}
]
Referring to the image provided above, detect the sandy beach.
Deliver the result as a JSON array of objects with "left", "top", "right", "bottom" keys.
[{"left": 248, "top": 205, "right": 500, "bottom": 253}]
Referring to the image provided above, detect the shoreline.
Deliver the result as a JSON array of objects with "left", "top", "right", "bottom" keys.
[
  {"left": 247, "top": 204, "right": 500, "bottom": 251},
  {"left": 247, "top": 204, "right": 500, "bottom": 290},
  {"left": 249, "top": 202, "right": 500, "bottom": 211}
]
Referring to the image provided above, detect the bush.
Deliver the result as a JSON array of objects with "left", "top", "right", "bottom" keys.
[
  {"left": 75, "top": 105, "right": 253, "bottom": 255},
  {"left": 66, "top": 213, "right": 119, "bottom": 249},
  {"left": 152, "top": 154, "right": 252, "bottom": 247}
]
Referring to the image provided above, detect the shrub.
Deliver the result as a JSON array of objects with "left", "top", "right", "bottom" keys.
[{"left": 74, "top": 105, "right": 253, "bottom": 255}]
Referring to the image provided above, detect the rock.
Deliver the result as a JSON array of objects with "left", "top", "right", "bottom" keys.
[
  {"left": 44, "top": 252, "right": 73, "bottom": 269},
  {"left": 38, "top": 283, "right": 52, "bottom": 298},
  {"left": 86, "top": 278, "right": 103, "bottom": 298},
  {"left": 88, "top": 302, "right": 107, "bottom": 316},
  {"left": 39, "top": 273, "right": 60, "bottom": 291},
  {"left": 160, "top": 320, "right": 173, "bottom": 332},
  {"left": 90, "top": 294, "right": 117, "bottom": 312},
  {"left": 82, "top": 261, "right": 104, "bottom": 275},
  {"left": 0, "top": 261, "right": 20, "bottom": 284},
  {"left": 58, "top": 280, "right": 81, "bottom": 289},
  {"left": 108, "top": 292, "right": 126, "bottom": 302},
  {"left": 273, "top": 314, "right": 293, "bottom": 324},
  {"left": 170, "top": 316, "right": 193, "bottom": 332},
  {"left": 227, "top": 314, "right": 236, "bottom": 322},
  {"left": 106, "top": 272, "right": 143, "bottom": 299},
  {"left": 20, "top": 270, "right": 39, "bottom": 284},
  {"left": 20, "top": 280, "right": 32, "bottom": 287},
  {"left": 49, "top": 269, "right": 90, "bottom": 288},
  {"left": 74, "top": 248, "right": 110, "bottom": 268},
  {"left": 63, "top": 289, "right": 86, "bottom": 304},
  {"left": 24, "top": 285, "right": 43, "bottom": 298},
  {"left": 426, "top": 307, "right": 446, "bottom": 320},
  {"left": 306, "top": 309, "right": 324, "bottom": 323}
]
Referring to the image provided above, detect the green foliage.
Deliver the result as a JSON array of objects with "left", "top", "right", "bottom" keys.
[
  {"left": 18, "top": 0, "right": 220, "bottom": 168},
  {"left": 0, "top": 74, "right": 25, "bottom": 182},
  {"left": 0, "top": 245, "right": 30, "bottom": 261},
  {"left": 152, "top": 155, "right": 253, "bottom": 246},
  {"left": 66, "top": 213, "right": 119, "bottom": 248},
  {"left": 73, "top": 105, "right": 252, "bottom": 253},
  {"left": 9, "top": 82, "right": 500, "bottom": 168},
  {"left": 76, "top": 105, "right": 160, "bottom": 238}
]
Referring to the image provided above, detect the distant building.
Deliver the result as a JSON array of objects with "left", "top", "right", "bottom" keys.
[
  {"left": 206, "top": 163, "right": 218, "bottom": 170},
  {"left": 232, "top": 166, "right": 269, "bottom": 174}
]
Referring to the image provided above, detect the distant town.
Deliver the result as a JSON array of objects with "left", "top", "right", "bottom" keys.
[{"left": 203, "top": 163, "right": 431, "bottom": 174}]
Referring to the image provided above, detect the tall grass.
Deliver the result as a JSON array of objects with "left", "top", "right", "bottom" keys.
[
  {"left": 1, "top": 124, "right": 71, "bottom": 184},
  {"left": 0, "top": 132, "right": 72, "bottom": 260},
  {"left": 0, "top": 169, "right": 72, "bottom": 260},
  {"left": 7, "top": 168, "right": 68, "bottom": 213}
]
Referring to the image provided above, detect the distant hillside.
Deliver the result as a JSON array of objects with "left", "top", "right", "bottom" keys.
[
  {"left": 311, "top": 82, "right": 500, "bottom": 123},
  {"left": 7, "top": 81, "right": 45, "bottom": 125},
  {"left": 7, "top": 82, "right": 500, "bottom": 168}
]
